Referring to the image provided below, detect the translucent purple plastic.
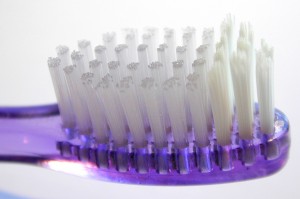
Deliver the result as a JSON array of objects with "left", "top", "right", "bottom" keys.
[{"left": 0, "top": 104, "right": 290, "bottom": 185}]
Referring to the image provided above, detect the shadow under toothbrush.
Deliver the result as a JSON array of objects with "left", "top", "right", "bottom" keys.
[{"left": 0, "top": 103, "right": 290, "bottom": 185}]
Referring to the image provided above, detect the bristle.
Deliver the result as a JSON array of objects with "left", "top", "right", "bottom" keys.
[
  {"left": 186, "top": 72, "right": 209, "bottom": 147},
  {"left": 56, "top": 45, "right": 72, "bottom": 67},
  {"left": 48, "top": 57, "right": 76, "bottom": 129},
  {"left": 230, "top": 23, "right": 255, "bottom": 140},
  {"left": 115, "top": 44, "right": 129, "bottom": 77},
  {"left": 215, "top": 39, "right": 234, "bottom": 115},
  {"left": 256, "top": 40, "right": 274, "bottom": 134},
  {"left": 71, "top": 51, "right": 88, "bottom": 74},
  {"left": 81, "top": 72, "right": 109, "bottom": 143},
  {"left": 202, "top": 28, "right": 215, "bottom": 68},
  {"left": 63, "top": 64, "right": 92, "bottom": 135},
  {"left": 182, "top": 26, "right": 197, "bottom": 69},
  {"left": 164, "top": 28, "right": 176, "bottom": 62},
  {"left": 208, "top": 60, "right": 232, "bottom": 146},
  {"left": 196, "top": 44, "right": 208, "bottom": 61},
  {"left": 221, "top": 14, "right": 236, "bottom": 56},
  {"left": 176, "top": 46, "right": 191, "bottom": 75},
  {"left": 127, "top": 62, "right": 141, "bottom": 83},
  {"left": 123, "top": 28, "right": 139, "bottom": 62},
  {"left": 89, "top": 59, "right": 102, "bottom": 81},
  {"left": 163, "top": 77, "right": 188, "bottom": 148},
  {"left": 192, "top": 59, "right": 212, "bottom": 130},
  {"left": 172, "top": 60, "right": 185, "bottom": 81},
  {"left": 103, "top": 32, "right": 117, "bottom": 61},
  {"left": 137, "top": 44, "right": 151, "bottom": 77},
  {"left": 108, "top": 61, "right": 121, "bottom": 83},
  {"left": 148, "top": 61, "right": 171, "bottom": 130},
  {"left": 143, "top": 27, "right": 159, "bottom": 62},
  {"left": 94, "top": 45, "right": 109, "bottom": 76},
  {"left": 117, "top": 76, "right": 147, "bottom": 148},
  {"left": 230, "top": 50, "right": 254, "bottom": 140},
  {"left": 149, "top": 61, "right": 166, "bottom": 85},
  {"left": 141, "top": 77, "right": 167, "bottom": 148},
  {"left": 78, "top": 39, "right": 94, "bottom": 69},
  {"left": 95, "top": 74, "right": 128, "bottom": 147},
  {"left": 157, "top": 44, "right": 173, "bottom": 78},
  {"left": 127, "top": 62, "right": 150, "bottom": 129},
  {"left": 238, "top": 22, "right": 255, "bottom": 105}
]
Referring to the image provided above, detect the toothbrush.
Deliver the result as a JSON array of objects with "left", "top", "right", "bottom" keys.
[{"left": 0, "top": 15, "right": 290, "bottom": 185}]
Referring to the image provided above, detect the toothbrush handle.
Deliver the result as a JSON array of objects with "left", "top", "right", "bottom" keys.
[{"left": 0, "top": 104, "right": 62, "bottom": 158}]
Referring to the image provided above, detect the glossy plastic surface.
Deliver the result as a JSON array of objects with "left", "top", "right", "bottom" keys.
[{"left": 0, "top": 104, "right": 290, "bottom": 185}]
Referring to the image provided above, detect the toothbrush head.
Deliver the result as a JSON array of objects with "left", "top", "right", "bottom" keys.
[{"left": 0, "top": 15, "right": 289, "bottom": 185}]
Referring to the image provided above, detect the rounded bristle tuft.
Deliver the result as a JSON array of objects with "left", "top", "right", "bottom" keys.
[
  {"left": 127, "top": 62, "right": 139, "bottom": 71},
  {"left": 137, "top": 44, "right": 148, "bottom": 51},
  {"left": 89, "top": 60, "right": 101, "bottom": 68},
  {"left": 95, "top": 45, "right": 106, "bottom": 53},
  {"left": 56, "top": 45, "right": 69, "bottom": 55},
  {"left": 108, "top": 61, "right": 119, "bottom": 70},
  {"left": 48, "top": 57, "right": 61, "bottom": 67},
  {"left": 71, "top": 51, "right": 84, "bottom": 60},
  {"left": 78, "top": 40, "right": 91, "bottom": 48},
  {"left": 115, "top": 44, "right": 128, "bottom": 53}
]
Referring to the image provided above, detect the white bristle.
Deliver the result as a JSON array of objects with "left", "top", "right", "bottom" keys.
[
  {"left": 127, "top": 62, "right": 141, "bottom": 83},
  {"left": 230, "top": 23, "right": 255, "bottom": 140},
  {"left": 157, "top": 44, "right": 173, "bottom": 78},
  {"left": 176, "top": 46, "right": 191, "bottom": 75},
  {"left": 108, "top": 61, "right": 121, "bottom": 83},
  {"left": 94, "top": 45, "right": 109, "bottom": 76},
  {"left": 48, "top": 57, "right": 76, "bottom": 129},
  {"left": 182, "top": 26, "right": 197, "bottom": 68},
  {"left": 81, "top": 72, "right": 109, "bottom": 143},
  {"left": 54, "top": 45, "right": 76, "bottom": 128},
  {"left": 238, "top": 23, "right": 255, "bottom": 105},
  {"left": 163, "top": 77, "right": 188, "bottom": 148},
  {"left": 215, "top": 38, "right": 234, "bottom": 115},
  {"left": 78, "top": 39, "right": 94, "bottom": 69},
  {"left": 141, "top": 77, "right": 167, "bottom": 148},
  {"left": 230, "top": 50, "right": 254, "bottom": 140},
  {"left": 196, "top": 44, "right": 208, "bottom": 60},
  {"left": 256, "top": 40, "right": 274, "bottom": 134},
  {"left": 137, "top": 44, "right": 151, "bottom": 77},
  {"left": 56, "top": 45, "right": 72, "bottom": 67},
  {"left": 192, "top": 59, "right": 212, "bottom": 129},
  {"left": 149, "top": 61, "right": 166, "bottom": 85},
  {"left": 172, "top": 60, "right": 185, "bottom": 81},
  {"left": 186, "top": 72, "right": 209, "bottom": 147},
  {"left": 103, "top": 32, "right": 117, "bottom": 62},
  {"left": 123, "top": 28, "right": 138, "bottom": 62},
  {"left": 63, "top": 65, "right": 92, "bottom": 135},
  {"left": 127, "top": 62, "right": 150, "bottom": 129},
  {"left": 143, "top": 27, "right": 159, "bottom": 62},
  {"left": 71, "top": 51, "right": 88, "bottom": 74},
  {"left": 89, "top": 59, "right": 102, "bottom": 81},
  {"left": 115, "top": 44, "right": 129, "bottom": 77},
  {"left": 172, "top": 59, "right": 192, "bottom": 131},
  {"left": 221, "top": 14, "right": 236, "bottom": 56},
  {"left": 117, "top": 76, "right": 147, "bottom": 147},
  {"left": 208, "top": 60, "right": 232, "bottom": 146},
  {"left": 148, "top": 61, "right": 171, "bottom": 130},
  {"left": 202, "top": 28, "right": 215, "bottom": 69},
  {"left": 164, "top": 28, "right": 176, "bottom": 62},
  {"left": 95, "top": 74, "right": 128, "bottom": 146}
]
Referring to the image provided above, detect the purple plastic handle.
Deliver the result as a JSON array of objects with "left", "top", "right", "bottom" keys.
[{"left": 0, "top": 104, "right": 290, "bottom": 185}]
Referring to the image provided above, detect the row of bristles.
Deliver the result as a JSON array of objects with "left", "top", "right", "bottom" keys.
[{"left": 48, "top": 15, "right": 274, "bottom": 149}]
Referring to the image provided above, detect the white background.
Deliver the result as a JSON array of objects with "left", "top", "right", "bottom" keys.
[{"left": 0, "top": 0, "right": 299, "bottom": 198}]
